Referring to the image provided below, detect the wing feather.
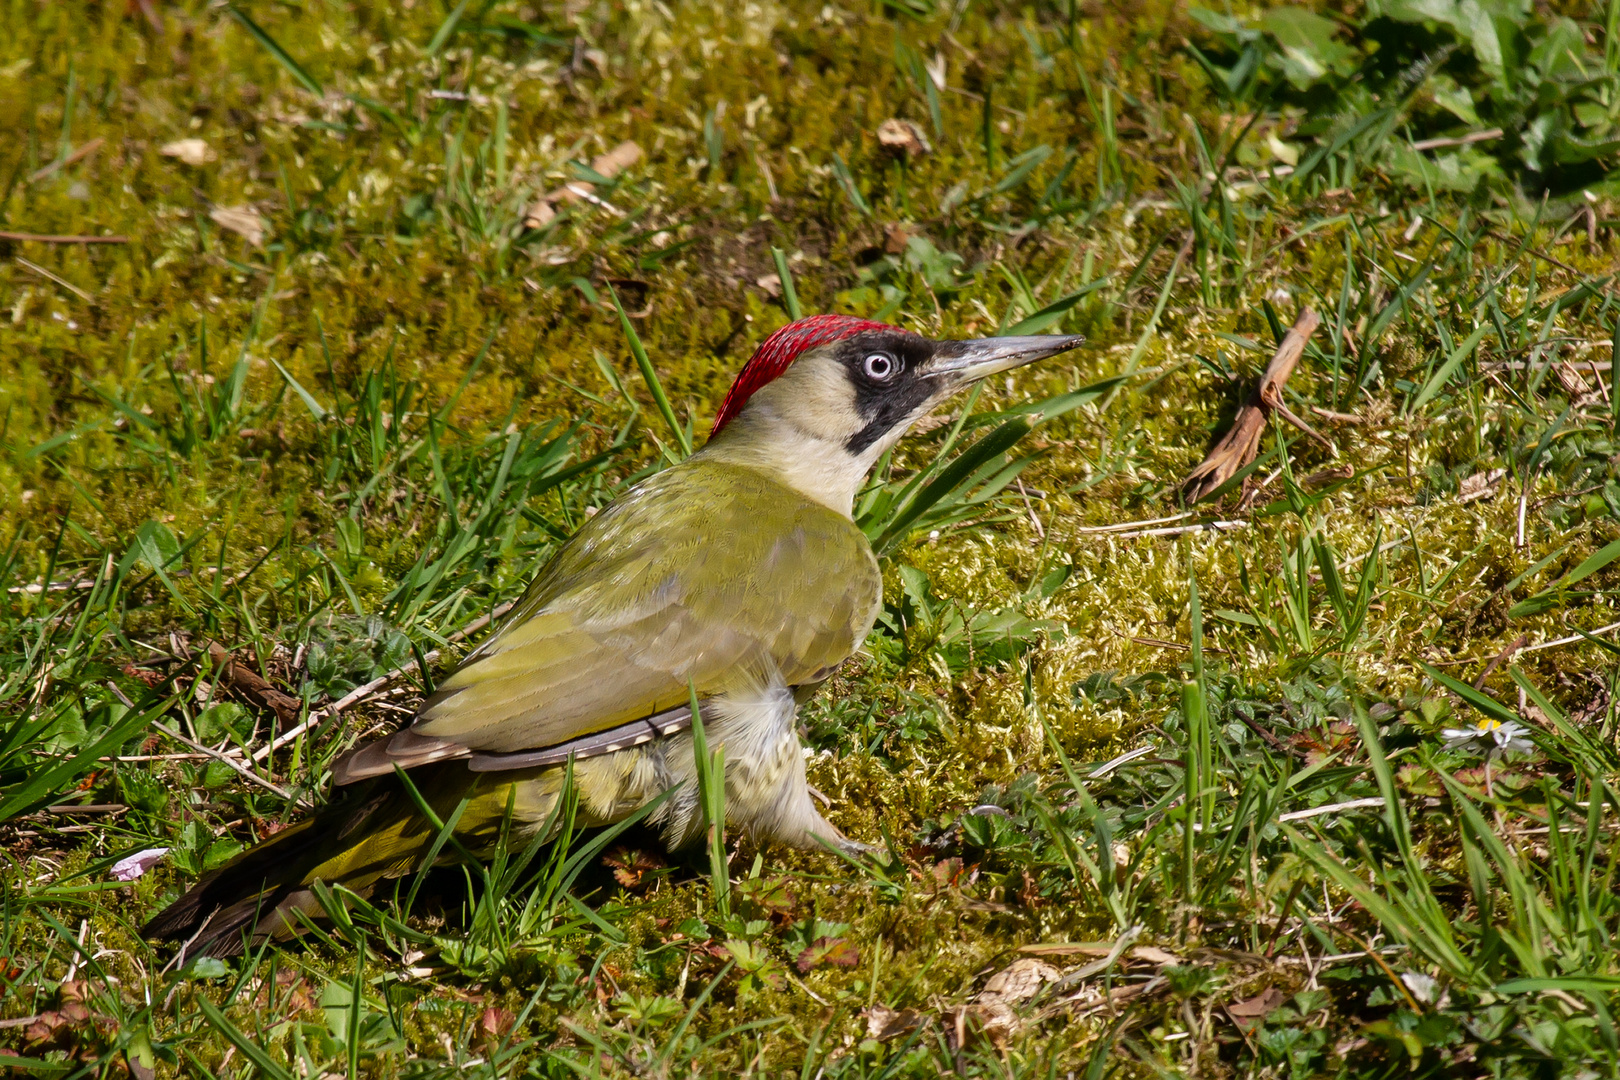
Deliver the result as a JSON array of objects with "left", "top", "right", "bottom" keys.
[{"left": 332, "top": 461, "right": 879, "bottom": 783}]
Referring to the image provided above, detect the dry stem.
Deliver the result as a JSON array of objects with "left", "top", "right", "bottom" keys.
[{"left": 1182, "top": 308, "right": 1324, "bottom": 503}]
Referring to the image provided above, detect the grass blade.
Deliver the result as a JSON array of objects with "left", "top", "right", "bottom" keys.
[
  {"left": 0, "top": 695, "right": 169, "bottom": 822},
  {"left": 1408, "top": 323, "right": 1491, "bottom": 413},
  {"left": 689, "top": 681, "right": 730, "bottom": 918},
  {"left": 609, "top": 284, "right": 691, "bottom": 457},
  {"left": 197, "top": 997, "right": 297, "bottom": 1080},
  {"left": 427, "top": 0, "right": 472, "bottom": 55},
  {"left": 771, "top": 246, "right": 803, "bottom": 321},
  {"left": 273, "top": 360, "right": 328, "bottom": 422},
  {"left": 225, "top": 6, "right": 323, "bottom": 97},
  {"left": 1004, "top": 277, "right": 1109, "bottom": 335}
]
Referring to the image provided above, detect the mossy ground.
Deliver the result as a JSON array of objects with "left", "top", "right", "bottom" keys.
[{"left": 4, "top": 0, "right": 1620, "bottom": 1076}]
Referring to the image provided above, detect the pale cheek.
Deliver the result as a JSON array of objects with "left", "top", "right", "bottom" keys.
[
  {"left": 759, "top": 361, "right": 864, "bottom": 443},
  {"left": 800, "top": 394, "right": 863, "bottom": 440}
]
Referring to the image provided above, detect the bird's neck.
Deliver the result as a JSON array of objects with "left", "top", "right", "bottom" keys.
[{"left": 696, "top": 406, "right": 882, "bottom": 517}]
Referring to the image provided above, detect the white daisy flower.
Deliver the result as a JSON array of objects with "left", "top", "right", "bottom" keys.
[{"left": 1440, "top": 717, "right": 1534, "bottom": 757}]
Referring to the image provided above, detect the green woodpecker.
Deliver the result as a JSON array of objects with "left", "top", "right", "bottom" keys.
[{"left": 145, "top": 315, "right": 1081, "bottom": 957}]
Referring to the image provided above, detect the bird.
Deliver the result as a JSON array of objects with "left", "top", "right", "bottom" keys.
[{"left": 143, "top": 314, "right": 1082, "bottom": 957}]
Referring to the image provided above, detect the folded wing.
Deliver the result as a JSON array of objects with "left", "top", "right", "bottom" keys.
[{"left": 332, "top": 462, "right": 879, "bottom": 784}]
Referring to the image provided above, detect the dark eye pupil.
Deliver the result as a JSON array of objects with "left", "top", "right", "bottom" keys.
[{"left": 865, "top": 354, "right": 892, "bottom": 378}]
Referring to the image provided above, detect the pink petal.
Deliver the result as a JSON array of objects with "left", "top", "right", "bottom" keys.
[{"left": 110, "top": 847, "right": 169, "bottom": 882}]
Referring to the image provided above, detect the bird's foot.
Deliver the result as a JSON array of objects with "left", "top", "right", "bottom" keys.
[
  {"left": 837, "top": 836, "right": 881, "bottom": 859},
  {"left": 808, "top": 830, "right": 883, "bottom": 861}
]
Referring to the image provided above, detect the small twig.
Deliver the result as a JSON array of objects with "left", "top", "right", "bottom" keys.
[
  {"left": 1015, "top": 479, "right": 1045, "bottom": 539},
  {"left": 206, "top": 641, "right": 300, "bottom": 725},
  {"left": 28, "top": 138, "right": 106, "bottom": 183},
  {"left": 147, "top": 717, "right": 304, "bottom": 806},
  {"left": 1474, "top": 634, "right": 1529, "bottom": 689},
  {"left": 1233, "top": 711, "right": 1294, "bottom": 756},
  {"left": 1050, "top": 925, "right": 1143, "bottom": 990},
  {"left": 1277, "top": 797, "right": 1386, "bottom": 823},
  {"left": 1519, "top": 619, "right": 1620, "bottom": 655},
  {"left": 1484, "top": 227, "right": 1616, "bottom": 296},
  {"left": 1272, "top": 946, "right": 1406, "bottom": 967},
  {"left": 0, "top": 231, "right": 129, "bottom": 244},
  {"left": 6, "top": 578, "right": 94, "bottom": 594},
  {"left": 1074, "top": 512, "right": 1193, "bottom": 534},
  {"left": 1086, "top": 746, "right": 1155, "bottom": 779},
  {"left": 63, "top": 920, "right": 89, "bottom": 984},
  {"left": 1408, "top": 128, "right": 1503, "bottom": 152},
  {"left": 131, "top": 0, "right": 163, "bottom": 33},
  {"left": 1354, "top": 931, "right": 1425, "bottom": 1012},
  {"left": 938, "top": 83, "right": 1026, "bottom": 116},
  {"left": 1182, "top": 309, "right": 1324, "bottom": 502},
  {"left": 1127, "top": 634, "right": 1229, "bottom": 656},
  {"left": 784, "top": 969, "right": 831, "bottom": 1006},
  {"left": 1104, "top": 519, "right": 1250, "bottom": 540},
  {"left": 1064, "top": 976, "right": 1167, "bottom": 1019},
  {"left": 559, "top": 183, "right": 625, "bottom": 217},
  {"left": 251, "top": 601, "right": 515, "bottom": 763},
  {"left": 14, "top": 256, "right": 93, "bottom": 301},
  {"left": 1531, "top": 483, "right": 1604, "bottom": 511}
]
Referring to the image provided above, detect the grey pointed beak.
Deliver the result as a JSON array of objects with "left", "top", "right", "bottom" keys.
[{"left": 927, "top": 334, "right": 1085, "bottom": 384}]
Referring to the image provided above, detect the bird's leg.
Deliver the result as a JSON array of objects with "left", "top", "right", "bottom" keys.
[
  {"left": 830, "top": 834, "right": 881, "bottom": 858},
  {"left": 679, "top": 680, "right": 872, "bottom": 855}
]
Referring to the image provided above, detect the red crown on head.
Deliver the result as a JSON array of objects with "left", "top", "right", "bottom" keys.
[{"left": 709, "top": 314, "right": 899, "bottom": 438}]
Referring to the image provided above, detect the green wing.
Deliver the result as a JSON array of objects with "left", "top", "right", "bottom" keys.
[{"left": 333, "top": 460, "right": 880, "bottom": 782}]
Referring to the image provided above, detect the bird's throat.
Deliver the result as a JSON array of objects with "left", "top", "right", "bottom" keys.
[{"left": 697, "top": 408, "right": 883, "bottom": 516}]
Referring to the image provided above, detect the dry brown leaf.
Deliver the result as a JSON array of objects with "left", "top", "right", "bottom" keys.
[
  {"left": 949, "top": 1000, "right": 1018, "bottom": 1049},
  {"left": 876, "top": 118, "right": 931, "bottom": 158},
  {"left": 479, "top": 1005, "right": 515, "bottom": 1039},
  {"left": 205, "top": 641, "right": 298, "bottom": 722},
  {"left": 1457, "top": 468, "right": 1506, "bottom": 504},
  {"left": 864, "top": 1004, "right": 925, "bottom": 1041},
  {"left": 1182, "top": 308, "right": 1323, "bottom": 502},
  {"left": 1556, "top": 361, "right": 1593, "bottom": 395},
  {"left": 590, "top": 139, "right": 644, "bottom": 179},
  {"left": 1225, "top": 985, "right": 1287, "bottom": 1032},
  {"left": 942, "top": 957, "right": 1063, "bottom": 1049},
  {"left": 1017, "top": 941, "right": 1113, "bottom": 957},
  {"left": 1130, "top": 945, "right": 1183, "bottom": 966},
  {"left": 209, "top": 206, "right": 265, "bottom": 247},
  {"left": 523, "top": 201, "right": 557, "bottom": 229},
  {"left": 755, "top": 272, "right": 782, "bottom": 298},
  {"left": 161, "top": 138, "right": 216, "bottom": 166},
  {"left": 602, "top": 845, "right": 664, "bottom": 889},
  {"left": 979, "top": 958, "right": 1060, "bottom": 1004},
  {"left": 883, "top": 222, "right": 914, "bottom": 255},
  {"left": 523, "top": 139, "right": 642, "bottom": 228}
]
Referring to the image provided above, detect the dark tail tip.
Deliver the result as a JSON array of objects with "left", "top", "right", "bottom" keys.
[{"left": 142, "top": 818, "right": 323, "bottom": 958}]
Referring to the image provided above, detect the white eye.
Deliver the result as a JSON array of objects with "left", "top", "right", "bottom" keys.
[{"left": 863, "top": 352, "right": 896, "bottom": 380}]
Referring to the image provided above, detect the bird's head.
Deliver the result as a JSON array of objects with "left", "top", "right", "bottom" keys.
[{"left": 701, "top": 314, "right": 1082, "bottom": 513}]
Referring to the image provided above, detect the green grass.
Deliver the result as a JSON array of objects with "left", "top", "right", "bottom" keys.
[{"left": 3, "top": 0, "right": 1620, "bottom": 1075}]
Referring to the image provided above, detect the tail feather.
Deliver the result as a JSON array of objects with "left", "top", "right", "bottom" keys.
[
  {"left": 143, "top": 766, "right": 480, "bottom": 958},
  {"left": 141, "top": 813, "right": 336, "bottom": 958}
]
